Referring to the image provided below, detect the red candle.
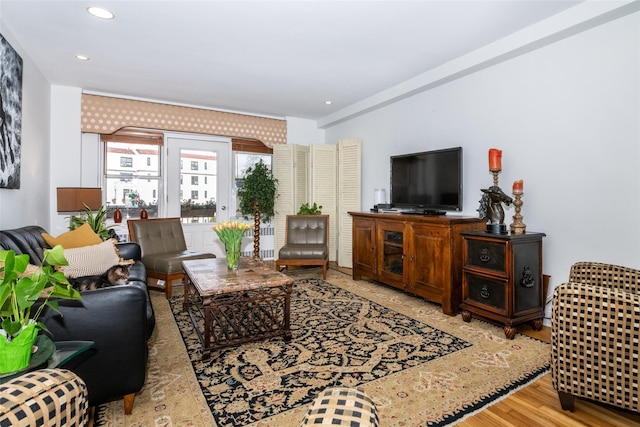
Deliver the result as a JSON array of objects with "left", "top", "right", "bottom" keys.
[
  {"left": 513, "top": 179, "right": 524, "bottom": 193},
  {"left": 488, "top": 148, "right": 502, "bottom": 170}
]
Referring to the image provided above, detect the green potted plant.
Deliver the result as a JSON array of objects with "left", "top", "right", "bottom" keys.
[
  {"left": 68, "top": 204, "right": 114, "bottom": 240},
  {"left": 237, "top": 160, "right": 278, "bottom": 258},
  {"left": 0, "top": 245, "right": 82, "bottom": 373},
  {"left": 298, "top": 202, "right": 323, "bottom": 215}
]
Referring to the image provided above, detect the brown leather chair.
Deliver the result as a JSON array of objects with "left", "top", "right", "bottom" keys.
[
  {"left": 128, "top": 218, "right": 215, "bottom": 298},
  {"left": 276, "top": 215, "right": 329, "bottom": 279}
]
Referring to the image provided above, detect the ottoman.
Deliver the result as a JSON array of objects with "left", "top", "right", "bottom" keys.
[{"left": 299, "top": 387, "right": 379, "bottom": 426}]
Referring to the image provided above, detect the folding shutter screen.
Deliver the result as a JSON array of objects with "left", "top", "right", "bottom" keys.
[
  {"left": 310, "top": 144, "right": 338, "bottom": 262},
  {"left": 273, "top": 144, "right": 309, "bottom": 258},
  {"left": 337, "top": 138, "right": 362, "bottom": 268}
]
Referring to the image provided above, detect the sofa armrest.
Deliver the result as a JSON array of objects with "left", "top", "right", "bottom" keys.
[
  {"left": 551, "top": 282, "right": 640, "bottom": 411},
  {"left": 38, "top": 284, "right": 149, "bottom": 406},
  {"left": 116, "top": 241, "right": 142, "bottom": 262}
]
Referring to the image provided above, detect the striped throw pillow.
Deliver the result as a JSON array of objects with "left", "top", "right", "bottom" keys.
[{"left": 61, "top": 239, "right": 120, "bottom": 279}]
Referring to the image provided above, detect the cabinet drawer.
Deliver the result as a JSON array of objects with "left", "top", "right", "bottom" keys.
[
  {"left": 464, "top": 273, "right": 506, "bottom": 311},
  {"left": 466, "top": 239, "right": 506, "bottom": 273}
]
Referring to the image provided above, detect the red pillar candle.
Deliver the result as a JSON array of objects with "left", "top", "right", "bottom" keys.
[
  {"left": 513, "top": 179, "right": 524, "bottom": 193},
  {"left": 488, "top": 148, "right": 502, "bottom": 170}
]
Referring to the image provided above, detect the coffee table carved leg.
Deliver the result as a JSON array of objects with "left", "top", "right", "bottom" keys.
[
  {"left": 183, "top": 275, "right": 190, "bottom": 311},
  {"left": 461, "top": 310, "right": 472, "bottom": 322},
  {"left": 284, "top": 283, "right": 292, "bottom": 340},
  {"left": 202, "top": 295, "right": 212, "bottom": 360}
]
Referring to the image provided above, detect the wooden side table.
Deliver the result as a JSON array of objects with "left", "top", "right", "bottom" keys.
[{"left": 460, "top": 231, "right": 545, "bottom": 339}]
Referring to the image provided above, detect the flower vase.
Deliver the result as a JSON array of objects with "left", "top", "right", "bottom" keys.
[
  {"left": 113, "top": 207, "right": 122, "bottom": 223},
  {"left": 225, "top": 239, "right": 241, "bottom": 270},
  {"left": 0, "top": 323, "right": 38, "bottom": 374}
]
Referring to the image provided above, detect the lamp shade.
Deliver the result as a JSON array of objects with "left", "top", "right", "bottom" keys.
[{"left": 56, "top": 187, "right": 102, "bottom": 212}]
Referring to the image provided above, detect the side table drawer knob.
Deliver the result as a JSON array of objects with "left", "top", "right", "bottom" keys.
[
  {"left": 480, "top": 285, "right": 491, "bottom": 299},
  {"left": 480, "top": 248, "right": 491, "bottom": 263}
]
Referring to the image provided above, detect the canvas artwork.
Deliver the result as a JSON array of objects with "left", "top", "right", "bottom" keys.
[{"left": 0, "top": 33, "right": 23, "bottom": 189}]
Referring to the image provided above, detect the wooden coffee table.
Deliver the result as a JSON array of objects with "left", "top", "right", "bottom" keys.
[{"left": 182, "top": 257, "right": 294, "bottom": 359}]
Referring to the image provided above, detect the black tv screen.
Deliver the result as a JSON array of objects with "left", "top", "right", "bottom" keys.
[{"left": 390, "top": 147, "right": 462, "bottom": 211}]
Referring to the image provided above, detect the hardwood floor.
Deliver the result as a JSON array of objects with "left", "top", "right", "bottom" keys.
[{"left": 326, "top": 263, "right": 640, "bottom": 427}]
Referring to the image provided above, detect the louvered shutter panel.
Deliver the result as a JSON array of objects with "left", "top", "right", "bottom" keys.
[
  {"left": 310, "top": 144, "right": 338, "bottom": 261},
  {"left": 273, "top": 144, "right": 294, "bottom": 258},
  {"left": 294, "top": 146, "right": 309, "bottom": 210},
  {"left": 337, "top": 138, "right": 362, "bottom": 267},
  {"left": 273, "top": 144, "right": 310, "bottom": 258}
]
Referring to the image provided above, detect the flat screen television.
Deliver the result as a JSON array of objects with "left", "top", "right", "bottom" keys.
[{"left": 390, "top": 147, "right": 463, "bottom": 212}]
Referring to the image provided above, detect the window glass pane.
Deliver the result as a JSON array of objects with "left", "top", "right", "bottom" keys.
[
  {"left": 105, "top": 141, "right": 160, "bottom": 219},
  {"left": 181, "top": 149, "right": 217, "bottom": 223},
  {"left": 233, "top": 152, "right": 272, "bottom": 218}
]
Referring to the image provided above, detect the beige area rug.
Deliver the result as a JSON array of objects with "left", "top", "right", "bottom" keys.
[{"left": 94, "top": 269, "right": 550, "bottom": 426}]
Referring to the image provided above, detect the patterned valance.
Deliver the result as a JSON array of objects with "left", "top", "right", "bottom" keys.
[{"left": 81, "top": 94, "right": 287, "bottom": 147}]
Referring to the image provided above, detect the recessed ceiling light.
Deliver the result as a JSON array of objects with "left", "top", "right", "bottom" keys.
[
  {"left": 324, "top": 100, "right": 332, "bottom": 105},
  {"left": 87, "top": 7, "right": 114, "bottom": 19},
  {"left": 76, "top": 54, "right": 90, "bottom": 61}
]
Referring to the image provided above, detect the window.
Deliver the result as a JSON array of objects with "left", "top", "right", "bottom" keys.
[
  {"left": 190, "top": 161, "right": 198, "bottom": 171},
  {"left": 191, "top": 176, "right": 199, "bottom": 185},
  {"left": 204, "top": 176, "right": 208, "bottom": 184},
  {"left": 103, "top": 130, "right": 162, "bottom": 219},
  {"left": 191, "top": 190, "right": 199, "bottom": 199}
]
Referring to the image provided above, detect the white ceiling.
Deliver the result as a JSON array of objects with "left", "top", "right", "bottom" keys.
[{"left": 0, "top": 1, "right": 582, "bottom": 121}]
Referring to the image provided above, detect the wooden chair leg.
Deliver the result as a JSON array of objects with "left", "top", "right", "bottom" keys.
[
  {"left": 165, "top": 279, "right": 172, "bottom": 299},
  {"left": 322, "top": 263, "right": 327, "bottom": 279},
  {"left": 123, "top": 392, "right": 135, "bottom": 415},
  {"left": 557, "top": 390, "right": 575, "bottom": 411}
]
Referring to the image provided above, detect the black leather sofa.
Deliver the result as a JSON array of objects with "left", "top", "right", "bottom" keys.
[{"left": 0, "top": 225, "right": 155, "bottom": 415}]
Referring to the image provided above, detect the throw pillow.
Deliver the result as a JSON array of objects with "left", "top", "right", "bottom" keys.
[
  {"left": 60, "top": 239, "right": 121, "bottom": 279},
  {"left": 42, "top": 223, "right": 102, "bottom": 249}
]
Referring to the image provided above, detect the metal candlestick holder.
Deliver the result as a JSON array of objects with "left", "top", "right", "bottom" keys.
[
  {"left": 510, "top": 191, "right": 526, "bottom": 234},
  {"left": 490, "top": 168, "right": 501, "bottom": 186}
]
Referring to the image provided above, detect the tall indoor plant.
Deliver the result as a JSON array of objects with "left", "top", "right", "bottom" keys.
[
  {"left": 0, "top": 245, "right": 82, "bottom": 373},
  {"left": 237, "top": 160, "right": 278, "bottom": 258}
]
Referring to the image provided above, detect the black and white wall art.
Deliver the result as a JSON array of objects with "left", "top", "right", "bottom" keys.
[{"left": 0, "top": 33, "right": 23, "bottom": 189}]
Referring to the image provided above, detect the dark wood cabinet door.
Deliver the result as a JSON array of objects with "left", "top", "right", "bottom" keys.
[
  {"left": 376, "top": 220, "right": 407, "bottom": 287},
  {"left": 352, "top": 217, "right": 376, "bottom": 280},
  {"left": 410, "top": 224, "right": 450, "bottom": 304}
]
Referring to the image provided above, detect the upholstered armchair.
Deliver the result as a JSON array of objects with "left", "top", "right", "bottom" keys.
[
  {"left": 551, "top": 261, "right": 640, "bottom": 413},
  {"left": 128, "top": 218, "right": 216, "bottom": 298}
]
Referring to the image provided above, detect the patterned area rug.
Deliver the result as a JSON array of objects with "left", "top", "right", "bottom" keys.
[{"left": 94, "top": 269, "right": 550, "bottom": 426}]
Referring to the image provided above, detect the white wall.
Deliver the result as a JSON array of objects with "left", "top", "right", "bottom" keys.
[
  {"left": 286, "top": 116, "right": 324, "bottom": 145},
  {"left": 0, "top": 29, "right": 51, "bottom": 230},
  {"left": 324, "top": 11, "right": 640, "bottom": 321}
]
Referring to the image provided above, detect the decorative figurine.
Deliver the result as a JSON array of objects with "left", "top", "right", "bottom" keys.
[{"left": 478, "top": 185, "right": 513, "bottom": 234}]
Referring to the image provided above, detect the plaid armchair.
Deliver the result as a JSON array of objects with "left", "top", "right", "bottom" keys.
[{"left": 551, "top": 261, "right": 640, "bottom": 412}]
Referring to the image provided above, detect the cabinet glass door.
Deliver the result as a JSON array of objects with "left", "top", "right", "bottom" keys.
[{"left": 382, "top": 230, "right": 404, "bottom": 276}]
